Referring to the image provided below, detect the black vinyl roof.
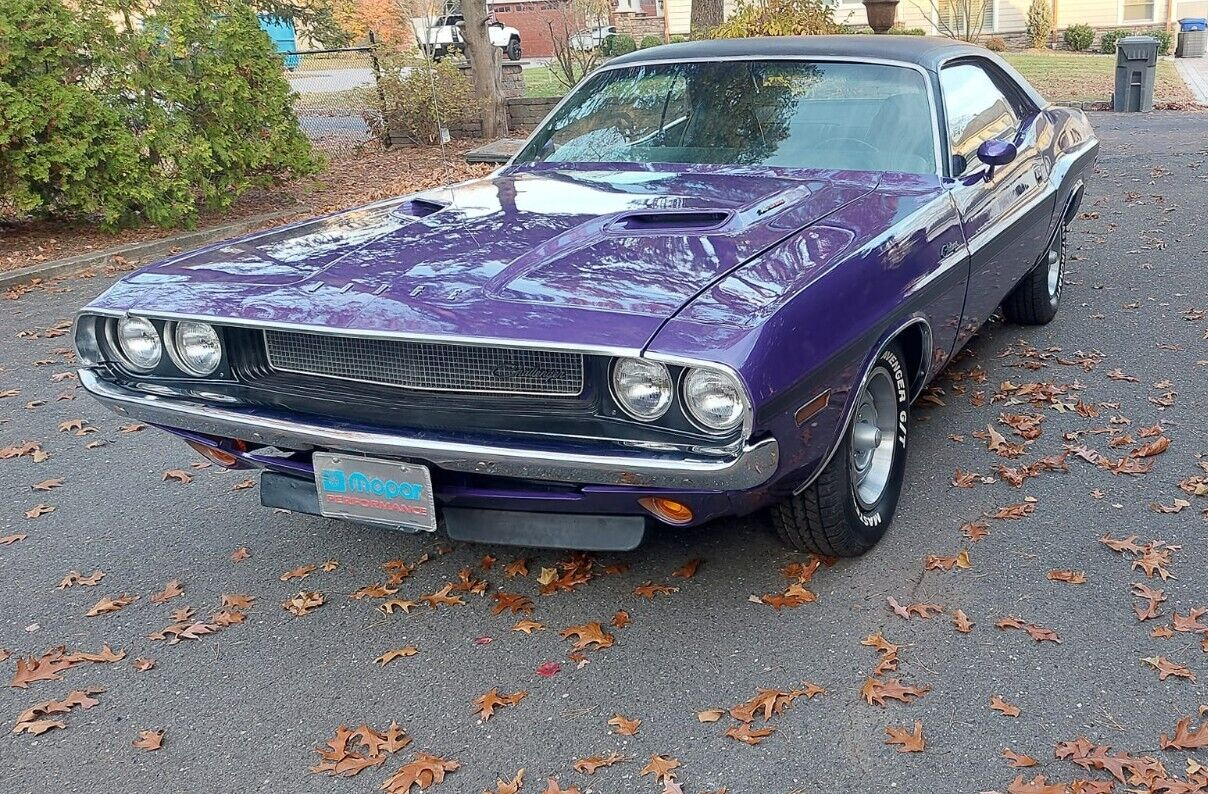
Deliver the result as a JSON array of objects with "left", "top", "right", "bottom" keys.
[
  {"left": 606, "top": 35, "right": 1049, "bottom": 106},
  {"left": 610, "top": 35, "right": 993, "bottom": 72}
]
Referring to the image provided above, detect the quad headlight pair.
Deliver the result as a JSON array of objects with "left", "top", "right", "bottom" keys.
[
  {"left": 114, "top": 317, "right": 222, "bottom": 376},
  {"left": 611, "top": 357, "right": 746, "bottom": 433}
]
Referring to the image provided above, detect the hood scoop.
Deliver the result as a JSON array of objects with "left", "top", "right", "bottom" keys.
[
  {"left": 608, "top": 209, "right": 732, "bottom": 233},
  {"left": 395, "top": 196, "right": 448, "bottom": 219}
]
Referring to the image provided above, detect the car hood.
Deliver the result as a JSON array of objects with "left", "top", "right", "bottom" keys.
[{"left": 88, "top": 165, "right": 880, "bottom": 352}]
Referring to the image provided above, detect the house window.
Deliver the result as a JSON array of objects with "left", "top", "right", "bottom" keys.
[
  {"left": 1121, "top": 0, "right": 1155, "bottom": 21},
  {"left": 938, "top": 0, "right": 996, "bottom": 36}
]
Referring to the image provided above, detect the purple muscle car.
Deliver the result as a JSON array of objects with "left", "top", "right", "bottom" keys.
[{"left": 74, "top": 36, "right": 1098, "bottom": 555}]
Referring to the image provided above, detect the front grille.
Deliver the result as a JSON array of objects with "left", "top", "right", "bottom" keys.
[{"left": 262, "top": 330, "right": 584, "bottom": 397}]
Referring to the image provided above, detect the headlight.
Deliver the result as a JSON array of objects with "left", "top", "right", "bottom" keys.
[
  {"left": 115, "top": 317, "right": 162, "bottom": 371},
  {"left": 611, "top": 358, "right": 673, "bottom": 421},
  {"left": 683, "top": 367, "right": 746, "bottom": 432},
  {"left": 172, "top": 321, "right": 222, "bottom": 376}
]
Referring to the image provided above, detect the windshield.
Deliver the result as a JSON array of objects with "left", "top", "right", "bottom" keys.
[{"left": 514, "top": 60, "right": 937, "bottom": 175}]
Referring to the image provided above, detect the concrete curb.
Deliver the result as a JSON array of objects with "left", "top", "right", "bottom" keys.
[{"left": 0, "top": 206, "right": 309, "bottom": 291}]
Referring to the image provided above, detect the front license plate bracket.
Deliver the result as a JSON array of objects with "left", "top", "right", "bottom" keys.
[{"left": 312, "top": 452, "right": 437, "bottom": 532}]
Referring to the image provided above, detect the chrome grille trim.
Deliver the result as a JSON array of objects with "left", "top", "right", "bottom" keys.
[{"left": 262, "top": 330, "right": 584, "bottom": 397}]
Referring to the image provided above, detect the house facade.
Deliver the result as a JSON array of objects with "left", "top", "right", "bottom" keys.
[{"left": 656, "top": 0, "right": 1207, "bottom": 43}]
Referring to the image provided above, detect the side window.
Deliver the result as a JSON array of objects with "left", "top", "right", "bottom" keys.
[{"left": 939, "top": 62, "right": 1021, "bottom": 175}]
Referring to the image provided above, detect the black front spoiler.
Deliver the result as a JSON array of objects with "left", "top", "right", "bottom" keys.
[{"left": 260, "top": 471, "right": 646, "bottom": 551}]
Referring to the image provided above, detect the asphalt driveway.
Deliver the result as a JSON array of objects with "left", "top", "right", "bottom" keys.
[{"left": 2, "top": 112, "right": 1206, "bottom": 794}]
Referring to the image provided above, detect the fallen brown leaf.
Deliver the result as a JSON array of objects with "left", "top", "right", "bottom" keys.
[{"left": 884, "top": 720, "right": 925, "bottom": 752}]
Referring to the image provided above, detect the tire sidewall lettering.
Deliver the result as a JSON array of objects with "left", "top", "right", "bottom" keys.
[{"left": 852, "top": 346, "right": 910, "bottom": 524}]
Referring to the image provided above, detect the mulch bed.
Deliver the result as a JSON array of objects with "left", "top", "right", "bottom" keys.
[{"left": 0, "top": 143, "right": 493, "bottom": 275}]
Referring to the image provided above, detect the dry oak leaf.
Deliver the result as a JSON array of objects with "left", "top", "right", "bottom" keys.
[
  {"left": 221, "top": 593, "right": 255, "bottom": 609},
  {"left": 611, "top": 610, "right": 631, "bottom": 629},
  {"left": 541, "top": 779, "right": 582, "bottom": 794},
  {"left": 132, "top": 658, "right": 155, "bottom": 672},
  {"left": 1001, "top": 748, "right": 1039, "bottom": 768},
  {"left": 381, "top": 753, "right": 459, "bottom": 793},
  {"left": 86, "top": 593, "right": 137, "bottom": 616},
  {"left": 726, "top": 723, "right": 776, "bottom": 745},
  {"left": 862, "top": 633, "right": 900, "bottom": 674},
  {"left": 503, "top": 558, "right": 528, "bottom": 578},
  {"left": 953, "top": 609, "right": 975, "bottom": 633},
  {"left": 484, "top": 769, "right": 524, "bottom": 794},
  {"left": 379, "top": 599, "right": 419, "bottom": 616},
  {"left": 283, "top": 591, "right": 325, "bottom": 617},
  {"left": 757, "top": 582, "right": 816, "bottom": 610},
  {"left": 573, "top": 752, "right": 625, "bottom": 774},
  {"left": 639, "top": 755, "right": 680, "bottom": 784},
  {"left": 13, "top": 718, "right": 65, "bottom": 735},
  {"left": 1159, "top": 717, "right": 1208, "bottom": 750},
  {"left": 148, "top": 620, "right": 221, "bottom": 644},
  {"left": 990, "top": 695, "right": 1022, "bottom": 718},
  {"left": 150, "top": 579, "right": 184, "bottom": 604},
  {"left": 376, "top": 647, "right": 419, "bottom": 666},
  {"left": 1172, "top": 607, "right": 1208, "bottom": 634},
  {"left": 420, "top": 584, "right": 465, "bottom": 608},
  {"left": 57, "top": 569, "right": 104, "bottom": 589},
  {"left": 133, "top": 729, "right": 164, "bottom": 751},
  {"left": 1132, "top": 544, "right": 1176, "bottom": 581},
  {"left": 474, "top": 689, "right": 527, "bottom": 720},
  {"left": 1047, "top": 570, "right": 1087, "bottom": 584},
  {"left": 960, "top": 521, "right": 990, "bottom": 542},
  {"left": 996, "top": 617, "right": 1061, "bottom": 644},
  {"left": 633, "top": 582, "right": 679, "bottom": 599},
  {"left": 884, "top": 721, "right": 925, "bottom": 753},
  {"left": 697, "top": 708, "right": 725, "bottom": 723},
  {"left": 860, "top": 677, "right": 930, "bottom": 707},
  {"left": 1006, "top": 775, "right": 1066, "bottom": 794},
  {"left": 1142, "top": 655, "right": 1196, "bottom": 682},
  {"left": 924, "top": 549, "right": 971, "bottom": 571},
  {"left": 230, "top": 547, "right": 250, "bottom": 562},
  {"left": 1130, "top": 436, "right": 1171, "bottom": 458},
  {"left": 352, "top": 583, "right": 400, "bottom": 600},
  {"left": 1, "top": 533, "right": 27, "bottom": 545},
  {"left": 31, "top": 478, "right": 63, "bottom": 491},
  {"left": 512, "top": 620, "right": 544, "bottom": 634},
  {"left": 729, "top": 687, "right": 813, "bottom": 723},
  {"left": 608, "top": 713, "right": 640, "bottom": 735},
  {"left": 671, "top": 558, "right": 704, "bottom": 578},
  {"left": 560, "top": 622, "right": 614, "bottom": 651},
  {"left": 280, "top": 564, "right": 316, "bottom": 582},
  {"left": 491, "top": 592, "right": 534, "bottom": 616},
  {"left": 25, "top": 504, "right": 55, "bottom": 519},
  {"left": 1100, "top": 534, "right": 1144, "bottom": 555},
  {"left": 986, "top": 502, "right": 1036, "bottom": 520},
  {"left": 231, "top": 478, "right": 255, "bottom": 491},
  {"left": 162, "top": 469, "right": 192, "bottom": 484}
]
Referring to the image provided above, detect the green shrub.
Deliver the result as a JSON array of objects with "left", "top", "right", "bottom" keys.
[
  {"left": 606, "top": 33, "right": 637, "bottom": 55},
  {"left": 0, "top": 0, "right": 319, "bottom": 230},
  {"left": 1150, "top": 28, "right": 1172, "bottom": 55},
  {"left": 707, "top": 0, "right": 839, "bottom": 38},
  {"left": 1026, "top": 0, "right": 1053, "bottom": 46},
  {"left": 639, "top": 34, "right": 663, "bottom": 48},
  {"left": 888, "top": 26, "right": 927, "bottom": 35},
  {"left": 1099, "top": 28, "right": 1129, "bottom": 53},
  {"left": 669, "top": 34, "right": 689, "bottom": 43},
  {"left": 985, "top": 36, "right": 1006, "bottom": 51},
  {"left": 370, "top": 56, "right": 476, "bottom": 146},
  {"left": 1063, "top": 23, "right": 1094, "bottom": 51}
]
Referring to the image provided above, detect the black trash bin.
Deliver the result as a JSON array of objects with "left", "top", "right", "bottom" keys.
[
  {"left": 1176, "top": 17, "right": 1207, "bottom": 58},
  {"left": 1114, "top": 35, "right": 1159, "bottom": 112}
]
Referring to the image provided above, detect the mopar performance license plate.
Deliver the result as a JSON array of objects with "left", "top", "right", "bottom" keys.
[{"left": 312, "top": 453, "right": 437, "bottom": 532}]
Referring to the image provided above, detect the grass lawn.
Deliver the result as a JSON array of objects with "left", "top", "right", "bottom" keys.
[{"left": 524, "top": 51, "right": 1198, "bottom": 108}]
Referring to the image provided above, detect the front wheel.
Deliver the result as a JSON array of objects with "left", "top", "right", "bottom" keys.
[
  {"left": 771, "top": 343, "right": 909, "bottom": 557},
  {"left": 506, "top": 37, "right": 522, "bottom": 61},
  {"left": 1002, "top": 222, "right": 1066, "bottom": 325}
]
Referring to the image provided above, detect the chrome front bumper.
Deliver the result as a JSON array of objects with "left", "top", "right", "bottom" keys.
[{"left": 80, "top": 369, "right": 780, "bottom": 490}]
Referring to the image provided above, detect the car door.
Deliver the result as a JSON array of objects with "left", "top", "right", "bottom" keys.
[{"left": 940, "top": 58, "right": 1055, "bottom": 347}]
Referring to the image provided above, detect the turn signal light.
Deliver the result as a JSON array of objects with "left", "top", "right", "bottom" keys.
[
  {"left": 639, "top": 497, "right": 695, "bottom": 525},
  {"left": 185, "top": 439, "right": 239, "bottom": 468}
]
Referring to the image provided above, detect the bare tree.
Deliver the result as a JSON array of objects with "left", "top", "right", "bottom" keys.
[
  {"left": 460, "top": 0, "right": 507, "bottom": 138},
  {"left": 691, "top": 0, "right": 726, "bottom": 32},
  {"left": 545, "top": 0, "right": 610, "bottom": 90},
  {"left": 914, "top": 0, "right": 990, "bottom": 41}
]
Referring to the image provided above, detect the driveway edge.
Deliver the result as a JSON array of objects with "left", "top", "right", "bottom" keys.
[{"left": 0, "top": 207, "right": 309, "bottom": 291}]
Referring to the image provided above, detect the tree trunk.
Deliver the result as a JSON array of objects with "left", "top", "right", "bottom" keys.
[
  {"left": 690, "top": 0, "right": 725, "bottom": 32},
  {"left": 460, "top": 0, "right": 507, "bottom": 139}
]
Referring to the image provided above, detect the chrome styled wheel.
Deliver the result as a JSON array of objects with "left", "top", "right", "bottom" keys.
[
  {"left": 849, "top": 368, "right": 898, "bottom": 509},
  {"left": 1046, "top": 225, "right": 1065, "bottom": 308}
]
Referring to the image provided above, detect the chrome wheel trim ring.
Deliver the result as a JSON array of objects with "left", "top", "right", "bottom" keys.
[
  {"left": 849, "top": 368, "right": 898, "bottom": 510},
  {"left": 1047, "top": 228, "right": 1065, "bottom": 307}
]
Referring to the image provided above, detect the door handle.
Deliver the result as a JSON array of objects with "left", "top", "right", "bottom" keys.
[{"left": 1015, "top": 183, "right": 1028, "bottom": 196}]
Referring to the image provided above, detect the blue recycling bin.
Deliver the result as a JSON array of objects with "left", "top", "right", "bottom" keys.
[{"left": 259, "top": 15, "right": 302, "bottom": 70}]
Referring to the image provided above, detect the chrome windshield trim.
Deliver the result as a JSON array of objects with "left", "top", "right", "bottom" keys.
[
  {"left": 509, "top": 55, "right": 945, "bottom": 180},
  {"left": 79, "top": 369, "right": 779, "bottom": 490}
]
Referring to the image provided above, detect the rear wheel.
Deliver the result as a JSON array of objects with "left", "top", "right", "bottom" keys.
[
  {"left": 771, "top": 343, "right": 910, "bottom": 557},
  {"left": 1002, "top": 222, "right": 1066, "bottom": 325},
  {"left": 506, "top": 37, "right": 522, "bottom": 60}
]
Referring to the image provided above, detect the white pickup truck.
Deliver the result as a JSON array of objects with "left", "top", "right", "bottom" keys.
[{"left": 417, "top": 15, "right": 523, "bottom": 61}]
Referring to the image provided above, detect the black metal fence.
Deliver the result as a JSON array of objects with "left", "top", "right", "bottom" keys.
[{"left": 283, "top": 46, "right": 383, "bottom": 150}]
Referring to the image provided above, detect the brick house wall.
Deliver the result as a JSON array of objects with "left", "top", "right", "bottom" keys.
[
  {"left": 489, "top": 0, "right": 579, "bottom": 58},
  {"left": 613, "top": 10, "right": 667, "bottom": 40}
]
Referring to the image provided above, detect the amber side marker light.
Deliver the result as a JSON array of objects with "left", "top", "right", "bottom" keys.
[
  {"left": 185, "top": 439, "right": 240, "bottom": 468},
  {"left": 639, "top": 497, "right": 695, "bottom": 525}
]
